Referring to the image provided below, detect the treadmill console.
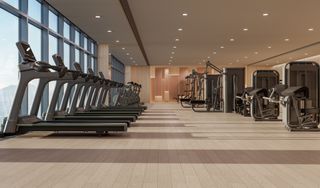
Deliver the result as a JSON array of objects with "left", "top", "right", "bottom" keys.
[
  {"left": 16, "top": 41, "right": 37, "bottom": 63},
  {"left": 52, "top": 54, "right": 65, "bottom": 67},
  {"left": 88, "top": 68, "right": 95, "bottom": 76},
  {"left": 99, "top": 72, "right": 105, "bottom": 79},
  {"left": 73, "top": 63, "right": 83, "bottom": 73}
]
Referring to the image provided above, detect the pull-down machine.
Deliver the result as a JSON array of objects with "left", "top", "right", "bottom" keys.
[
  {"left": 190, "top": 61, "right": 223, "bottom": 112},
  {"left": 281, "top": 62, "right": 320, "bottom": 131},
  {"left": 249, "top": 70, "right": 281, "bottom": 121}
]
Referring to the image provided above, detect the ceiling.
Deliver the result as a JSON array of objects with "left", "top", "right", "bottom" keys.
[
  {"left": 47, "top": 0, "right": 146, "bottom": 66},
  {"left": 48, "top": 0, "right": 320, "bottom": 67}
]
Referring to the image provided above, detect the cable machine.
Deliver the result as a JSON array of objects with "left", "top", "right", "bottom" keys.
[{"left": 190, "top": 61, "right": 223, "bottom": 112}]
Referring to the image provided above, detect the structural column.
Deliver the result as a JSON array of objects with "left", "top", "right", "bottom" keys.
[
  {"left": 125, "top": 66, "right": 132, "bottom": 83},
  {"left": 97, "top": 44, "right": 111, "bottom": 79}
]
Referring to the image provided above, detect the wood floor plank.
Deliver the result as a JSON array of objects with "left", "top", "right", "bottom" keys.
[{"left": 0, "top": 103, "right": 320, "bottom": 187}]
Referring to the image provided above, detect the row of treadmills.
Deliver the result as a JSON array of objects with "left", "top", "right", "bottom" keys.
[{"left": 1, "top": 41, "right": 147, "bottom": 136}]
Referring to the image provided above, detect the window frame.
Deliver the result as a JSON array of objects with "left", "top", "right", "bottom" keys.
[{"left": 0, "top": 0, "right": 98, "bottom": 118}]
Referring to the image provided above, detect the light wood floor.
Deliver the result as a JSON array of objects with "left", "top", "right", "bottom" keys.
[{"left": 1, "top": 103, "right": 320, "bottom": 188}]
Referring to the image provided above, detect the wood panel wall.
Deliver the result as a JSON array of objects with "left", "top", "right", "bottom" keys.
[
  {"left": 126, "top": 57, "right": 320, "bottom": 103},
  {"left": 129, "top": 66, "right": 151, "bottom": 103}
]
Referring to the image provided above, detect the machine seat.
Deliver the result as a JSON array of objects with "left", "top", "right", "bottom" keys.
[
  {"left": 180, "top": 98, "right": 191, "bottom": 102},
  {"left": 249, "top": 88, "right": 268, "bottom": 96},
  {"left": 281, "top": 86, "right": 309, "bottom": 97},
  {"left": 190, "top": 100, "right": 206, "bottom": 105}
]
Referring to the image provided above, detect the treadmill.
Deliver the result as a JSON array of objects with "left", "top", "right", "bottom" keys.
[
  {"left": 76, "top": 72, "right": 144, "bottom": 114},
  {"left": 69, "top": 65, "right": 141, "bottom": 117},
  {"left": 2, "top": 42, "right": 127, "bottom": 135},
  {"left": 101, "top": 82, "right": 147, "bottom": 112},
  {"left": 44, "top": 55, "right": 132, "bottom": 126},
  {"left": 92, "top": 80, "right": 146, "bottom": 112},
  {"left": 50, "top": 57, "right": 138, "bottom": 122}
]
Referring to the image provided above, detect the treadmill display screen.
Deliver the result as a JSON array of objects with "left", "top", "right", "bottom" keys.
[
  {"left": 52, "top": 54, "right": 65, "bottom": 67},
  {"left": 16, "top": 42, "right": 37, "bottom": 62},
  {"left": 73, "top": 63, "right": 83, "bottom": 73},
  {"left": 88, "top": 68, "right": 94, "bottom": 75}
]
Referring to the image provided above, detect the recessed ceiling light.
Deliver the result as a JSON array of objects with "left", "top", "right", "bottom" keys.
[
  {"left": 115, "top": 40, "right": 120, "bottom": 43},
  {"left": 220, "top": 46, "right": 224, "bottom": 49},
  {"left": 172, "top": 52, "right": 175, "bottom": 54},
  {"left": 122, "top": 47, "right": 125, "bottom": 50},
  {"left": 107, "top": 30, "right": 112, "bottom": 33},
  {"left": 268, "top": 46, "right": 272, "bottom": 49},
  {"left": 254, "top": 52, "right": 259, "bottom": 54},
  {"left": 230, "top": 38, "right": 235, "bottom": 42},
  {"left": 173, "top": 46, "right": 177, "bottom": 49},
  {"left": 133, "top": 60, "right": 136, "bottom": 63},
  {"left": 213, "top": 51, "right": 217, "bottom": 54},
  {"left": 262, "top": 13, "right": 269, "bottom": 16},
  {"left": 126, "top": 53, "right": 130, "bottom": 55},
  {"left": 243, "top": 28, "right": 248, "bottom": 31},
  {"left": 203, "top": 60, "right": 206, "bottom": 62},
  {"left": 199, "top": 63, "right": 202, "bottom": 65},
  {"left": 284, "top": 38, "right": 290, "bottom": 42},
  {"left": 175, "top": 38, "right": 180, "bottom": 42},
  {"left": 130, "top": 57, "right": 133, "bottom": 60},
  {"left": 95, "top": 15, "right": 101, "bottom": 19},
  {"left": 182, "top": 13, "right": 188, "bottom": 16},
  {"left": 170, "top": 56, "right": 173, "bottom": 59},
  {"left": 169, "top": 60, "right": 172, "bottom": 62},
  {"left": 207, "top": 56, "right": 211, "bottom": 59},
  {"left": 308, "top": 28, "right": 314, "bottom": 31},
  {"left": 168, "top": 63, "right": 171, "bottom": 65},
  {"left": 178, "top": 28, "right": 183, "bottom": 31}
]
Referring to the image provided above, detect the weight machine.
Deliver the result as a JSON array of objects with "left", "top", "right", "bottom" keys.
[
  {"left": 250, "top": 70, "right": 281, "bottom": 121},
  {"left": 281, "top": 62, "right": 320, "bottom": 131},
  {"left": 180, "top": 75, "right": 194, "bottom": 108},
  {"left": 190, "top": 61, "right": 224, "bottom": 112}
]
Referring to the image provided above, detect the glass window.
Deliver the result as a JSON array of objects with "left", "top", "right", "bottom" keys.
[
  {"left": 111, "top": 56, "right": 125, "bottom": 83},
  {"left": 48, "top": 35, "right": 58, "bottom": 108},
  {"left": 28, "top": 23, "right": 42, "bottom": 113},
  {"left": 91, "top": 42, "right": 94, "bottom": 54},
  {"left": 3, "top": 0, "right": 19, "bottom": 9},
  {"left": 91, "top": 57, "right": 96, "bottom": 73},
  {"left": 84, "top": 54, "right": 87, "bottom": 73},
  {"left": 48, "top": 10, "right": 58, "bottom": 32},
  {"left": 63, "top": 22, "right": 70, "bottom": 40},
  {"left": 48, "top": 80, "right": 56, "bottom": 107},
  {"left": 28, "top": 0, "right": 42, "bottom": 23},
  {"left": 74, "top": 30, "right": 80, "bottom": 45},
  {"left": 63, "top": 42, "right": 70, "bottom": 68},
  {"left": 28, "top": 24, "right": 41, "bottom": 60},
  {"left": 49, "top": 35, "right": 57, "bottom": 65},
  {"left": 0, "top": 8, "right": 19, "bottom": 128},
  {"left": 83, "top": 36, "right": 87, "bottom": 51},
  {"left": 75, "top": 48, "right": 80, "bottom": 63}
]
